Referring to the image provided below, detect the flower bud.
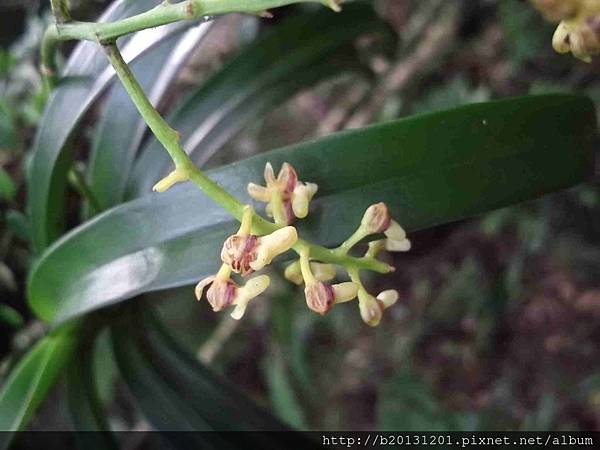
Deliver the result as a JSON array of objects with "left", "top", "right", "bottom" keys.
[
  {"left": 376, "top": 289, "right": 399, "bottom": 309},
  {"left": 152, "top": 168, "right": 190, "bottom": 192},
  {"left": 361, "top": 202, "right": 391, "bottom": 234},
  {"left": 249, "top": 226, "right": 298, "bottom": 271},
  {"left": 304, "top": 281, "right": 358, "bottom": 314},
  {"left": 292, "top": 182, "right": 318, "bottom": 218},
  {"left": 305, "top": 282, "right": 335, "bottom": 315},
  {"left": 358, "top": 290, "right": 383, "bottom": 327},
  {"left": 333, "top": 282, "right": 359, "bottom": 303}
]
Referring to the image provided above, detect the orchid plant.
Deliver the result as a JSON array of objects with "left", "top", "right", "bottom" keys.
[{"left": 0, "top": 0, "right": 595, "bottom": 444}]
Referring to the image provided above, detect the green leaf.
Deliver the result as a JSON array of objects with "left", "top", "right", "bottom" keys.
[
  {"left": 112, "top": 305, "right": 316, "bottom": 448},
  {"left": 0, "top": 323, "right": 79, "bottom": 449},
  {"left": 0, "top": 304, "right": 23, "bottom": 329},
  {"left": 127, "top": 3, "right": 389, "bottom": 196},
  {"left": 67, "top": 333, "right": 118, "bottom": 449},
  {"left": 4, "top": 210, "right": 30, "bottom": 242},
  {"left": 0, "top": 167, "right": 16, "bottom": 201},
  {"left": 28, "top": 95, "right": 597, "bottom": 323},
  {"left": 265, "top": 351, "right": 307, "bottom": 429},
  {"left": 378, "top": 370, "right": 473, "bottom": 431},
  {"left": 27, "top": 0, "right": 192, "bottom": 253},
  {"left": 87, "top": 25, "right": 212, "bottom": 213}
]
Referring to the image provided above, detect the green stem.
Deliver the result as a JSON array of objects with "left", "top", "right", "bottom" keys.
[
  {"left": 101, "top": 40, "right": 389, "bottom": 275},
  {"left": 337, "top": 226, "right": 368, "bottom": 255},
  {"left": 348, "top": 268, "right": 366, "bottom": 291},
  {"left": 41, "top": 0, "right": 337, "bottom": 80},
  {"left": 103, "top": 43, "right": 243, "bottom": 220},
  {"left": 67, "top": 165, "right": 101, "bottom": 215}
]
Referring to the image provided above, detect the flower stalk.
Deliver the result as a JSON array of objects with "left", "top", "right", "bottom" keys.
[{"left": 45, "top": 0, "right": 404, "bottom": 325}]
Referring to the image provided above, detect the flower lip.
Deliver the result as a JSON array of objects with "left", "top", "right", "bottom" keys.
[{"left": 221, "top": 234, "right": 259, "bottom": 276}]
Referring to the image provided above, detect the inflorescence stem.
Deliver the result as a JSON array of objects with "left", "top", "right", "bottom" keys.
[
  {"left": 102, "top": 40, "right": 389, "bottom": 275},
  {"left": 41, "top": 0, "right": 338, "bottom": 80}
]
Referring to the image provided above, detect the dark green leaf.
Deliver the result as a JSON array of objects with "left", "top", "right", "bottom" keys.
[
  {"left": 4, "top": 210, "right": 30, "bottom": 242},
  {"left": 0, "top": 167, "right": 16, "bottom": 201},
  {"left": 0, "top": 324, "right": 79, "bottom": 449},
  {"left": 29, "top": 95, "right": 597, "bottom": 323},
  {"left": 127, "top": 3, "right": 389, "bottom": 196},
  {"left": 112, "top": 306, "right": 315, "bottom": 448},
  {"left": 67, "top": 336, "right": 118, "bottom": 449},
  {"left": 265, "top": 350, "right": 307, "bottom": 429},
  {"left": 27, "top": 0, "right": 192, "bottom": 252},
  {"left": 0, "top": 304, "right": 23, "bottom": 329},
  {"left": 378, "top": 370, "right": 474, "bottom": 431},
  {"left": 87, "top": 25, "right": 212, "bottom": 213}
]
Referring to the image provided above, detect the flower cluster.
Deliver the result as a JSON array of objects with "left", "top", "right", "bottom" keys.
[
  {"left": 195, "top": 162, "right": 411, "bottom": 326},
  {"left": 195, "top": 205, "right": 297, "bottom": 319},
  {"left": 531, "top": 0, "right": 600, "bottom": 62}
]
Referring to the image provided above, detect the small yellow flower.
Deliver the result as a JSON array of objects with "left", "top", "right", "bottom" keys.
[
  {"left": 220, "top": 206, "right": 298, "bottom": 275},
  {"left": 247, "top": 162, "right": 318, "bottom": 224},
  {"left": 358, "top": 290, "right": 382, "bottom": 327},
  {"left": 357, "top": 289, "right": 399, "bottom": 327}
]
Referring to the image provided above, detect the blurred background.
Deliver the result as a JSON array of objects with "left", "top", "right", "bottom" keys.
[{"left": 1, "top": 0, "right": 599, "bottom": 432}]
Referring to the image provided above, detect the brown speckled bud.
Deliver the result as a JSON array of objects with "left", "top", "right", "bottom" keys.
[
  {"left": 221, "top": 234, "right": 259, "bottom": 276},
  {"left": 206, "top": 279, "right": 238, "bottom": 311},
  {"left": 304, "top": 282, "right": 335, "bottom": 315},
  {"left": 195, "top": 275, "right": 238, "bottom": 312},
  {"left": 361, "top": 202, "right": 391, "bottom": 234}
]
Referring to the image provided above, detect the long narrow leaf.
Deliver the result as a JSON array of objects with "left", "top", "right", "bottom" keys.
[
  {"left": 112, "top": 305, "right": 319, "bottom": 448},
  {"left": 28, "top": 0, "right": 193, "bottom": 252},
  {"left": 28, "top": 95, "right": 597, "bottom": 323},
  {"left": 67, "top": 340, "right": 118, "bottom": 450},
  {"left": 0, "top": 324, "right": 79, "bottom": 449}
]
